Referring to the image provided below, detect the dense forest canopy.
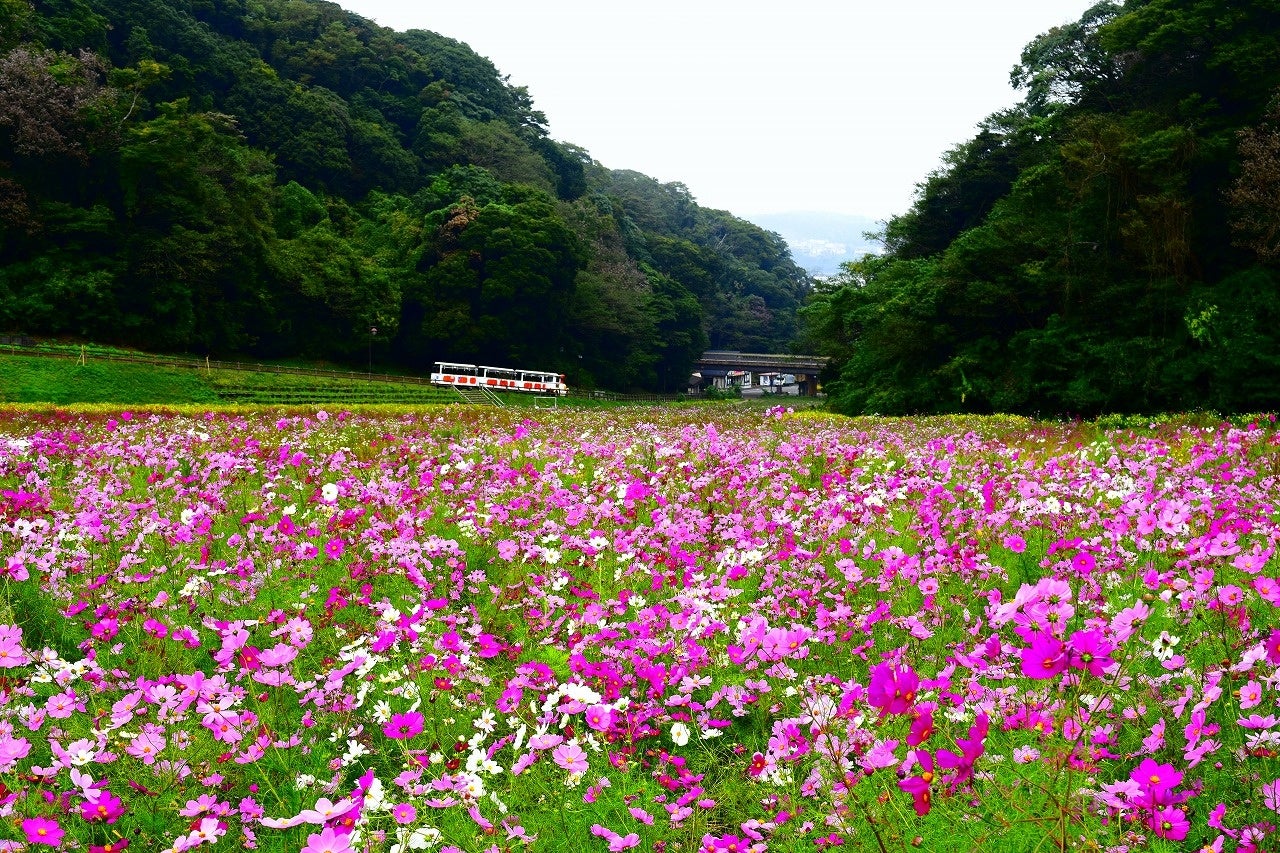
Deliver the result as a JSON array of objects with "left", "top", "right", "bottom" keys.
[
  {"left": 0, "top": 0, "right": 811, "bottom": 391},
  {"left": 804, "top": 0, "right": 1280, "bottom": 416}
]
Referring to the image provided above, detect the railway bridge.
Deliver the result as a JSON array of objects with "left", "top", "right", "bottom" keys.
[{"left": 693, "top": 350, "right": 828, "bottom": 396}]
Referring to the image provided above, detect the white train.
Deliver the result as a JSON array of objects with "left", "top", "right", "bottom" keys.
[{"left": 430, "top": 361, "right": 568, "bottom": 395}]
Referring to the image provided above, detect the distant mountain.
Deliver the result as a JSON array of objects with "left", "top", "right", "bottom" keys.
[
  {"left": 0, "top": 0, "right": 811, "bottom": 392},
  {"left": 747, "top": 212, "right": 883, "bottom": 277}
]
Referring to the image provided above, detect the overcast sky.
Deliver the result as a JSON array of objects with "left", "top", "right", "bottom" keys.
[{"left": 336, "top": 0, "right": 1098, "bottom": 221}]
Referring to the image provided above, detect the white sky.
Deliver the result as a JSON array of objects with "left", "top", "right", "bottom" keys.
[{"left": 337, "top": 0, "right": 1098, "bottom": 221}]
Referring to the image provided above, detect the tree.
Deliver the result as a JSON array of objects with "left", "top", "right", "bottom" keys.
[
  {"left": 1228, "top": 95, "right": 1280, "bottom": 262},
  {"left": 116, "top": 100, "right": 276, "bottom": 350},
  {"left": 403, "top": 192, "right": 583, "bottom": 368}
]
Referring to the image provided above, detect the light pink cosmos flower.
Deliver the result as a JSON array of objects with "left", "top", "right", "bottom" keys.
[
  {"left": 300, "top": 824, "right": 353, "bottom": 850},
  {"left": 0, "top": 625, "right": 29, "bottom": 668},
  {"left": 261, "top": 797, "right": 355, "bottom": 828},
  {"left": 1263, "top": 778, "right": 1280, "bottom": 812},
  {"left": 125, "top": 728, "right": 166, "bottom": 765},
  {"left": 1240, "top": 679, "right": 1264, "bottom": 710},
  {"left": 527, "top": 733, "right": 564, "bottom": 750},
  {"left": 0, "top": 734, "right": 31, "bottom": 772},
  {"left": 1239, "top": 714, "right": 1278, "bottom": 729},
  {"left": 551, "top": 741, "right": 589, "bottom": 773}
]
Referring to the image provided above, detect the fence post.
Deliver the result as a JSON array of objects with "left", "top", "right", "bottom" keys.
[{"left": 78, "top": 345, "right": 86, "bottom": 366}]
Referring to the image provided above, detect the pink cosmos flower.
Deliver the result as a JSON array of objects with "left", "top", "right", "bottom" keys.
[
  {"left": 0, "top": 625, "right": 29, "bottom": 668},
  {"left": 906, "top": 709, "right": 934, "bottom": 746},
  {"left": 0, "top": 734, "right": 31, "bottom": 771},
  {"left": 301, "top": 826, "right": 353, "bottom": 853},
  {"left": 585, "top": 705, "right": 614, "bottom": 732},
  {"left": 552, "top": 741, "right": 589, "bottom": 773},
  {"left": 1266, "top": 629, "right": 1280, "bottom": 666},
  {"left": 591, "top": 825, "right": 641, "bottom": 851},
  {"left": 1095, "top": 778, "right": 1143, "bottom": 810},
  {"left": 298, "top": 797, "right": 356, "bottom": 824},
  {"left": 1240, "top": 680, "right": 1264, "bottom": 710},
  {"left": 392, "top": 803, "right": 417, "bottom": 824},
  {"left": 1218, "top": 584, "right": 1245, "bottom": 606},
  {"left": 936, "top": 712, "right": 987, "bottom": 787},
  {"left": 1239, "top": 714, "right": 1278, "bottom": 729},
  {"left": 628, "top": 806, "right": 654, "bottom": 824},
  {"left": 125, "top": 729, "right": 166, "bottom": 764},
  {"left": 528, "top": 733, "right": 564, "bottom": 750},
  {"left": 1264, "top": 778, "right": 1280, "bottom": 812}
]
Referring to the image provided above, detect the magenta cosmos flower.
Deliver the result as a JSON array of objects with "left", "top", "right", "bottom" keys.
[
  {"left": 1129, "top": 758, "right": 1182, "bottom": 805},
  {"left": 22, "top": 816, "right": 64, "bottom": 847},
  {"left": 898, "top": 750, "right": 934, "bottom": 816},
  {"left": 1067, "top": 629, "right": 1114, "bottom": 677},
  {"left": 80, "top": 789, "right": 126, "bottom": 823},
  {"left": 1020, "top": 631, "right": 1068, "bottom": 679},
  {"left": 867, "top": 662, "right": 919, "bottom": 715},
  {"left": 1149, "top": 805, "right": 1189, "bottom": 841},
  {"left": 382, "top": 711, "right": 424, "bottom": 740}
]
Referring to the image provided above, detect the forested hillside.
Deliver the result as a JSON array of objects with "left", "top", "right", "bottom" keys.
[
  {"left": 0, "top": 0, "right": 810, "bottom": 391},
  {"left": 805, "top": 0, "right": 1280, "bottom": 416}
]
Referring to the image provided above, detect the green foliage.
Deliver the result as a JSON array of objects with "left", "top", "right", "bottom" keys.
[
  {"left": 0, "top": 354, "right": 220, "bottom": 403},
  {"left": 807, "top": 0, "right": 1280, "bottom": 417},
  {"left": 407, "top": 191, "right": 583, "bottom": 368}
]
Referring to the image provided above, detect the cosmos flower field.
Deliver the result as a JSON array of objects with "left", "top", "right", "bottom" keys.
[{"left": 1, "top": 404, "right": 1279, "bottom": 853}]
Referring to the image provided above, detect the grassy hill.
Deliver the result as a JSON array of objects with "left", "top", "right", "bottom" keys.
[
  {"left": 0, "top": 351, "right": 458, "bottom": 406},
  {"left": 0, "top": 345, "right": 692, "bottom": 407}
]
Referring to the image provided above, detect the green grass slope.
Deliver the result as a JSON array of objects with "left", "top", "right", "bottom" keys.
[{"left": 0, "top": 353, "right": 459, "bottom": 405}]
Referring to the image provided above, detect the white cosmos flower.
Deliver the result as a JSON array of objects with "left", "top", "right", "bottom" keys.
[
  {"left": 670, "top": 722, "right": 690, "bottom": 747},
  {"left": 342, "top": 739, "right": 369, "bottom": 763}
]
